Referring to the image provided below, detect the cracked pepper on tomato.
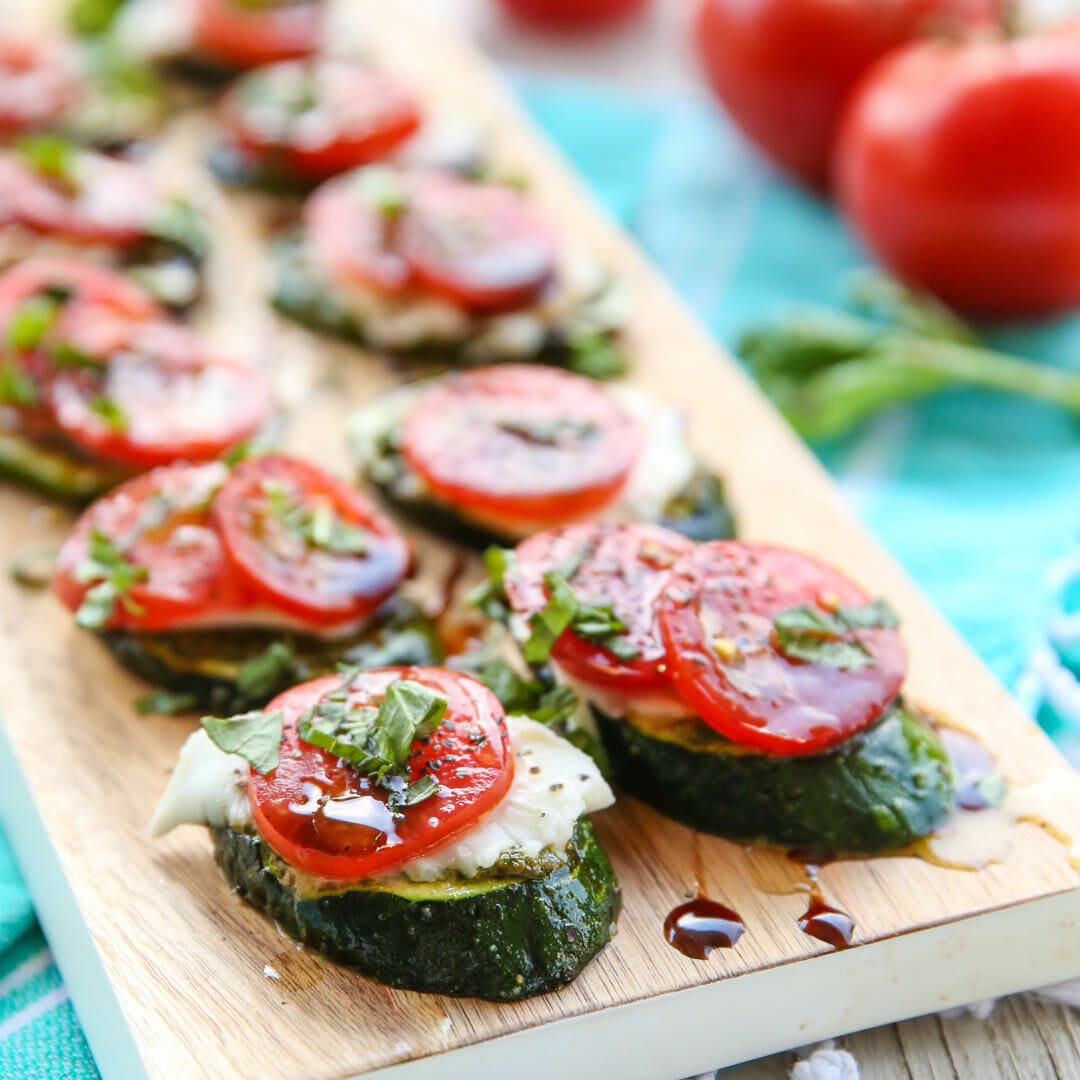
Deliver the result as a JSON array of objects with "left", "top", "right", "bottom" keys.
[
  {"left": 0, "top": 258, "right": 269, "bottom": 501},
  {"left": 481, "top": 523, "right": 957, "bottom": 853},
  {"left": 53, "top": 453, "right": 433, "bottom": 713}
]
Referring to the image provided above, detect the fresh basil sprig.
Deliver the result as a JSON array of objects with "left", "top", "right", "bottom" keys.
[
  {"left": 15, "top": 134, "right": 78, "bottom": 188},
  {"left": 74, "top": 530, "right": 148, "bottom": 629},
  {"left": 523, "top": 570, "right": 641, "bottom": 665},
  {"left": 298, "top": 676, "right": 448, "bottom": 813},
  {"left": 772, "top": 598, "right": 899, "bottom": 670},
  {"left": 262, "top": 479, "right": 369, "bottom": 555},
  {"left": 202, "top": 709, "right": 284, "bottom": 775},
  {"left": 470, "top": 656, "right": 578, "bottom": 729},
  {"left": 89, "top": 395, "right": 128, "bottom": 432}
]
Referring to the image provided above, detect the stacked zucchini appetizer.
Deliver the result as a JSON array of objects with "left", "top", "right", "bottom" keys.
[
  {"left": 151, "top": 665, "right": 620, "bottom": 1000},
  {"left": 480, "top": 523, "right": 957, "bottom": 853}
]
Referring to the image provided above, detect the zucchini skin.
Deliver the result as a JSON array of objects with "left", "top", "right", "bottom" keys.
[
  {"left": 271, "top": 231, "right": 627, "bottom": 375},
  {"left": 0, "top": 430, "right": 129, "bottom": 502},
  {"left": 212, "top": 819, "right": 621, "bottom": 1001},
  {"left": 101, "top": 598, "right": 442, "bottom": 712},
  {"left": 597, "top": 702, "right": 954, "bottom": 853}
]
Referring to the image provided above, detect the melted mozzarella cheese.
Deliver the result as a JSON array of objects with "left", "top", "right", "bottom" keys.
[
  {"left": 349, "top": 381, "right": 697, "bottom": 540},
  {"left": 548, "top": 659, "right": 695, "bottom": 722},
  {"left": 148, "top": 717, "right": 613, "bottom": 881},
  {"left": 149, "top": 728, "right": 251, "bottom": 838},
  {"left": 112, "top": 0, "right": 196, "bottom": 63}
]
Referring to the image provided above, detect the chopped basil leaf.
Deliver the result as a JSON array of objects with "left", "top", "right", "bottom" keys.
[
  {"left": 202, "top": 709, "right": 284, "bottom": 774},
  {"left": 74, "top": 530, "right": 148, "bottom": 629},
  {"left": 8, "top": 546, "right": 56, "bottom": 589},
  {"left": 400, "top": 774, "right": 438, "bottom": 807},
  {"left": 522, "top": 570, "right": 641, "bottom": 665},
  {"left": 354, "top": 167, "right": 408, "bottom": 217},
  {"left": 89, "top": 395, "right": 128, "bottom": 432},
  {"left": 298, "top": 677, "right": 447, "bottom": 813},
  {"left": 263, "top": 480, "right": 369, "bottom": 555},
  {"left": 6, "top": 295, "right": 60, "bottom": 351},
  {"left": 50, "top": 341, "right": 105, "bottom": 370},
  {"left": 0, "top": 360, "right": 38, "bottom": 406},
  {"left": 772, "top": 597, "right": 899, "bottom": 670},
  {"left": 135, "top": 689, "right": 198, "bottom": 716},
  {"left": 465, "top": 545, "right": 515, "bottom": 620},
  {"left": 234, "top": 641, "right": 295, "bottom": 700},
  {"left": 496, "top": 417, "right": 598, "bottom": 446},
  {"left": 15, "top": 134, "right": 78, "bottom": 187},
  {"left": 567, "top": 330, "right": 628, "bottom": 380}
]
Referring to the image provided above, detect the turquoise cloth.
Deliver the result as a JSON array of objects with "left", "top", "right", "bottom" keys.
[{"left": 5, "top": 77, "right": 1080, "bottom": 1077}]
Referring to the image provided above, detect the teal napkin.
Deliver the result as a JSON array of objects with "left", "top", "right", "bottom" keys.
[{"left": 4, "top": 75, "right": 1080, "bottom": 1077}]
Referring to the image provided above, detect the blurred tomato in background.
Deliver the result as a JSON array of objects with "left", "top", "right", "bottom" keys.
[
  {"left": 496, "top": 0, "right": 652, "bottom": 32},
  {"left": 694, "top": 0, "right": 1000, "bottom": 188},
  {"left": 835, "top": 21, "right": 1080, "bottom": 317}
]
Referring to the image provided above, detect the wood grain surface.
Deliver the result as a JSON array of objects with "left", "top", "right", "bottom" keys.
[{"left": 3, "top": 3, "right": 1080, "bottom": 1079}]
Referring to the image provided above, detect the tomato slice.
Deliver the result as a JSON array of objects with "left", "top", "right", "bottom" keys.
[
  {"left": 658, "top": 542, "right": 907, "bottom": 755},
  {"left": 218, "top": 59, "right": 421, "bottom": 181},
  {"left": 0, "top": 257, "right": 161, "bottom": 327},
  {"left": 248, "top": 667, "right": 514, "bottom": 880},
  {"left": 0, "top": 35, "right": 81, "bottom": 137},
  {"left": 304, "top": 170, "right": 411, "bottom": 291},
  {"left": 192, "top": 0, "right": 322, "bottom": 69},
  {"left": 506, "top": 522, "right": 694, "bottom": 697},
  {"left": 212, "top": 454, "right": 411, "bottom": 624},
  {"left": 46, "top": 320, "right": 269, "bottom": 469},
  {"left": 397, "top": 176, "right": 556, "bottom": 313},
  {"left": 400, "top": 365, "right": 643, "bottom": 527},
  {"left": 53, "top": 461, "right": 246, "bottom": 631},
  {"left": 0, "top": 149, "right": 160, "bottom": 248}
]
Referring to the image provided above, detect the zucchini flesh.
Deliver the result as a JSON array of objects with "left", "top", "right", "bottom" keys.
[
  {"left": 271, "top": 231, "right": 627, "bottom": 374},
  {"left": 353, "top": 413, "right": 736, "bottom": 549},
  {"left": 102, "top": 596, "right": 442, "bottom": 712},
  {"left": 0, "top": 428, "right": 129, "bottom": 501},
  {"left": 212, "top": 819, "right": 621, "bottom": 1001},
  {"left": 597, "top": 701, "right": 954, "bottom": 853}
]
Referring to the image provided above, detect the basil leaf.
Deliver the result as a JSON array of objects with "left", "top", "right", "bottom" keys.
[
  {"left": 567, "top": 330, "right": 628, "bottom": 380},
  {"left": 354, "top": 167, "right": 408, "bottom": 217},
  {"left": 73, "top": 530, "right": 148, "bottom": 629},
  {"left": 50, "top": 341, "right": 105, "bottom": 370},
  {"left": 465, "top": 545, "right": 515, "bottom": 619},
  {"left": 775, "top": 635, "right": 873, "bottom": 670},
  {"left": 6, "top": 295, "right": 60, "bottom": 351},
  {"left": 0, "top": 360, "right": 38, "bottom": 406},
  {"left": 400, "top": 775, "right": 438, "bottom": 807},
  {"left": 135, "top": 690, "right": 198, "bottom": 716},
  {"left": 89, "top": 395, "right": 128, "bottom": 432},
  {"left": 202, "top": 709, "right": 284, "bottom": 775},
  {"left": 15, "top": 134, "right": 77, "bottom": 186},
  {"left": 234, "top": 641, "right": 295, "bottom": 700},
  {"left": 836, "top": 598, "right": 899, "bottom": 630},
  {"left": 374, "top": 680, "right": 448, "bottom": 765},
  {"left": 147, "top": 198, "right": 210, "bottom": 260},
  {"left": 263, "top": 481, "right": 370, "bottom": 555},
  {"left": 772, "top": 597, "right": 898, "bottom": 671}
]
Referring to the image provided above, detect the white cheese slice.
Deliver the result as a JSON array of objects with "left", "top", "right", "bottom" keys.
[
  {"left": 149, "top": 728, "right": 251, "bottom": 838},
  {"left": 349, "top": 380, "right": 697, "bottom": 539},
  {"left": 148, "top": 716, "right": 613, "bottom": 881}
]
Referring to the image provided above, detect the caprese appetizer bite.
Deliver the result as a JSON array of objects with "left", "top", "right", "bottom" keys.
[
  {"left": 54, "top": 454, "right": 439, "bottom": 714},
  {"left": 208, "top": 58, "right": 484, "bottom": 192},
  {"left": 273, "top": 165, "right": 627, "bottom": 372},
  {"left": 0, "top": 258, "right": 269, "bottom": 500},
  {"left": 350, "top": 364, "right": 734, "bottom": 549},
  {"left": 150, "top": 664, "right": 620, "bottom": 999},
  {"left": 0, "top": 29, "right": 166, "bottom": 148},
  {"left": 0, "top": 136, "right": 208, "bottom": 309},
  {"left": 74, "top": 0, "right": 323, "bottom": 79},
  {"left": 479, "top": 525, "right": 956, "bottom": 854}
]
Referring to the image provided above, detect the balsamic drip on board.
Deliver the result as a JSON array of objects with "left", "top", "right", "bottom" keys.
[
  {"left": 664, "top": 832, "right": 746, "bottom": 960},
  {"left": 787, "top": 852, "right": 855, "bottom": 950}
]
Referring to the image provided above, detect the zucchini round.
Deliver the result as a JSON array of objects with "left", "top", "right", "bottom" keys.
[
  {"left": 597, "top": 701, "right": 954, "bottom": 853},
  {"left": 102, "top": 596, "right": 442, "bottom": 713},
  {"left": 270, "top": 231, "right": 627, "bottom": 375},
  {"left": 352, "top": 410, "right": 736, "bottom": 549},
  {"left": 0, "top": 429, "right": 129, "bottom": 502},
  {"left": 212, "top": 819, "right": 621, "bottom": 1000}
]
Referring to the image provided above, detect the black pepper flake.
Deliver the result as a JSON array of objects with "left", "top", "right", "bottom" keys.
[
  {"left": 529, "top": 765, "right": 541, "bottom": 775},
  {"left": 579, "top": 773, "right": 589, "bottom": 781},
  {"left": 548, "top": 783, "right": 564, "bottom": 792}
]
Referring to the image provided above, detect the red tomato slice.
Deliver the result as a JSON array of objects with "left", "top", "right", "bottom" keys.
[
  {"left": 248, "top": 667, "right": 514, "bottom": 880},
  {"left": 400, "top": 365, "right": 643, "bottom": 527},
  {"left": 659, "top": 542, "right": 907, "bottom": 755},
  {"left": 506, "top": 522, "right": 694, "bottom": 697},
  {"left": 304, "top": 170, "right": 411, "bottom": 291},
  {"left": 397, "top": 176, "right": 556, "bottom": 313},
  {"left": 218, "top": 59, "right": 421, "bottom": 181},
  {"left": 0, "top": 150, "right": 160, "bottom": 248},
  {"left": 53, "top": 461, "right": 246, "bottom": 631},
  {"left": 0, "top": 257, "right": 161, "bottom": 327},
  {"left": 46, "top": 320, "right": 269, "bottom": 468},
  {"left": 192, "top": 0, "right": 322, "bottom": 69},
  {"left": 212, "top": 454, "right": 411, "bottom": 624},
  {"left": 497, "top": 0, "right": 651, "bottom": 31},
  {"left": 0, "top": 35, "right": 81, "bottom": 137}
]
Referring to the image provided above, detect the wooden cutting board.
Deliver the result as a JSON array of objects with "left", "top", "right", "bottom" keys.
[{"left": 3, "top": 3, "right": 1080, "bottom": 1079}]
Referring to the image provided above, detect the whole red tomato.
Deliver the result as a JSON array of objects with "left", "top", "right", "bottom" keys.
[
  {"left": 495, "top": 0, "right": 651, "bottom": 32},
  {"left": 695, "top": 0, "right": 999, "bottom": 188},
  {"left": 836, "top": 23, "right": 1080, "bottom": 316}
]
